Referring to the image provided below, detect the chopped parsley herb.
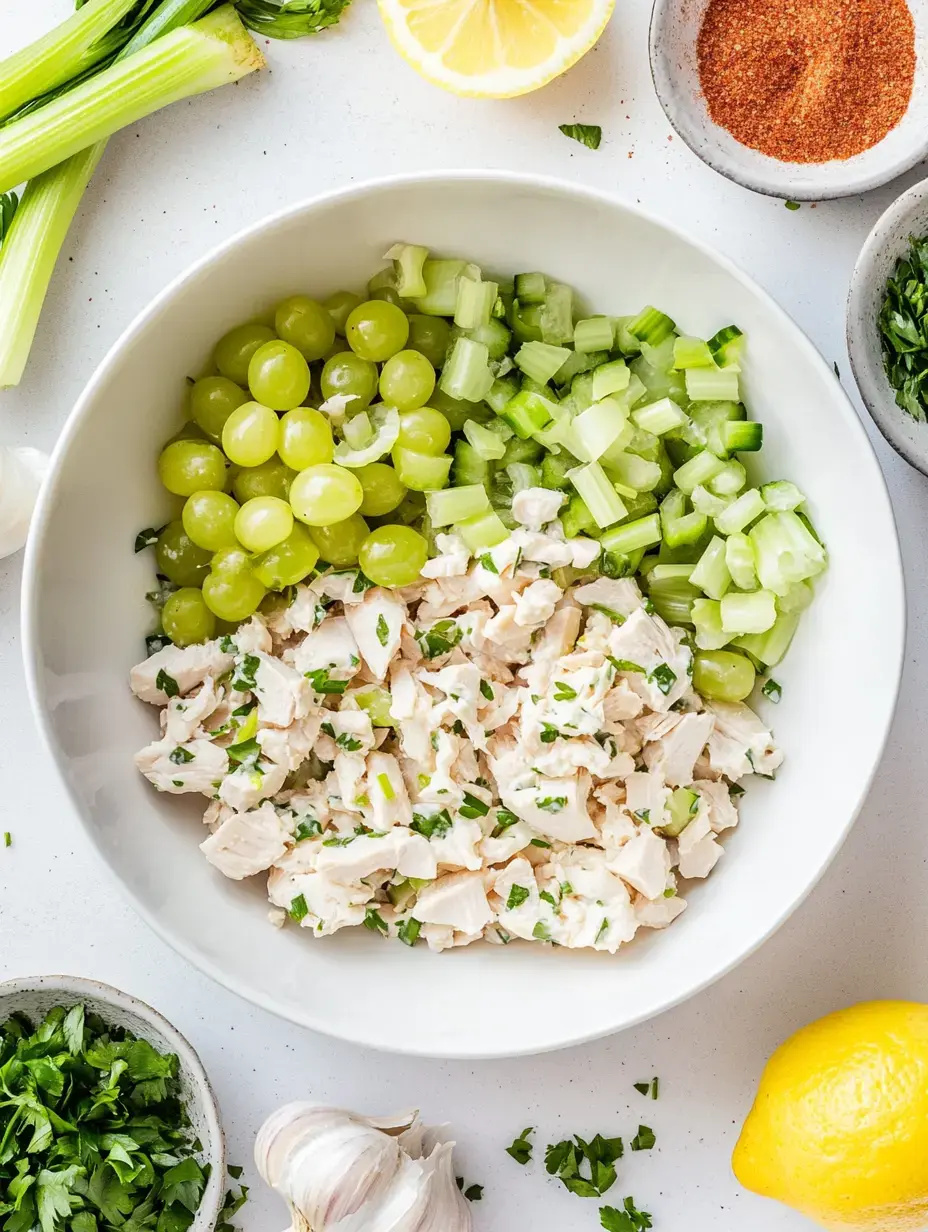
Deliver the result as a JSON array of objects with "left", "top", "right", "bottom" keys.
[
  {"left": 430, "top": 731, "right": 440, "bottom": 751},
  {"left": 336, "top": 733, "right": 363, "bottom": 751},
  {"left": 156, "top": 669, "right": 179, "bottom": 698},
  {"left": 553, "top": 680, "right": 578, "bottom": 701},
  {"left": 762, "top": 677, "right": 782, "bottom": 702},
  {"left": 506, "top": 884, "right": 530, "bottom": 910},
  {"left": 227, "top": 1165, "right": 243, "bottom": 1181},
  {"left": 219, "top": 635, "right": 238, "bottom": 653},
  {"left": 232, "top": 700, "right": 255, "bottom": 717},
  {"left": 545, "top": 1133, "right": 623, "bottom": 1198},
  {"left": 540, "top": 722, "right": 563, "bottom": 744},
  {"left": 591, "top": 604, "right": 626, "bottom": 624},
  {"left": 378, "top": 772, "right": 396, "bottom": 800},
  {"left": 506, "top": 1127, "right": 534, "bottom": 1165},
  {"left": 288, "top": 894, "right": 309, "bottom": 922},
  {"left": 320, "top": 721, "right": 336, "bottom": 738},
  {"left": 232, "top": 653, "right": 260, "bottom": 692},
  {"left": 532, "top": 920, "right": 551, "bottom": 940},
  {"left": 729, "top": 782, "right": 746, "bottom": 796},
  {"left": 537, "top": 796, "right": 567, "bottom": 813},
  {"left": 145, "top": 633, "right": 172, "bottom": 656},
  {"left": 630, "top": 1125, "right": 655, "bottom": 1151},
  {"left": 492, "top": 807, "right": 520, "bottom": 837},
  {"left": 634, "top": 808, "right": 651, "bottom": 824},
  {"left": 415, "top": 619, "right": 463, "bottom": 660},
  {"left": 477, "top": 552, "right": 499, "bottom": 573},
  {"left": 363, "top": 907, "right": 389, "bottom": 935},
  {"left": 304, "top": 667, "right": 348, "bottom": 694},
  {"left": 643, "top": 597, "right": 656, "bottom": 614},
  {"left": 410, "top": 809, "right": 453, "bottom": 839},
  {"left": 353, "top": 571, "right": 375, "bottom": 593},
  {"left": 294, "top": 818, "right": 322, "bottom": 841},
  {"left": 560, "top": 880, "right": 574, "bottom": 896},
  {"left": 168, "top": 746, "right": 194, "bottom": 765},
  {"left": 3, "top": 831, "right": 10, "bottom": 847},
  {"left": 663, "top": 887, "right": 676, "bottom": 898},
  {"left": 460, "top": 791, "right": 489, "bottom": 818},
  {"left": 480, "top": 679, "right": 494, "bottom": 701},
  {"left": 539, "top": 889, "right": 559, "bottom": 910},
  {"left": 322, "top": 834, "right": 355, "bottom": 847},
  {"left": 559, "top": 122, "right": 603, "bottom": 149},
  {"left": 376, "top": 614, "right": 390, "bottom": 646},
  {"left": 134, "top": 525, "right": 164, "bottom": 552},
  {"left": 649, "top": 662, "right": 677, "bottom": 695},
  {"left": 633, "top": 1082, "right": 650, "bottom": 1097},
  {"left": 452, "top": 718, "right": 467, "bottom": 736},
  {"left": 607, "top": 656, "right": 645, "bottom": 673},
  {"left": 397, "top": 917, "right": 421, "bottom": 946},
  {"left": 785, "top": 199, "right": 800, "bottom": 210},
  {"left": 463, "top": 1183, "right": 483, "bottom": 1201},
  {"left": 530, "top": 838, "right": 552, "bottom": 848},
  {"left": 595, "top": 918, "right": 609, "bottom": 942},
  {"left": 600, "top": 1197, "right": 653, "bottom": 1231}
]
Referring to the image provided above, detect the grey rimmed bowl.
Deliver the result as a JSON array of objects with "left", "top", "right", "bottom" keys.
[
  {"left": 0, "top": 976, "right": 226, "bottom": 1231},
  {"left": 848, "top": 177, "right": 928, "bottom": 476},
  {"left": 649, "top": 0, "right": 928, "bottom": 200}
]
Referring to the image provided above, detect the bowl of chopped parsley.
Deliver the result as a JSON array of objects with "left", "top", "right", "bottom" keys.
[{"left": 0, "top": 975, "right": 225, "bottom": 1232}]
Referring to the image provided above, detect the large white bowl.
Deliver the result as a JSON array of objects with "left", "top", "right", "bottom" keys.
[{"left": 23, "top": 172, "right": 905, "bottom": 1059}]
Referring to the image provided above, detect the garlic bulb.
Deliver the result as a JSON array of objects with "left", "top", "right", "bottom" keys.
[
  {"left": 255, "top": 1103, "right": 474, "bottom": 1232},
  {"left": 0, "top": 445, "right": 47, "bottom": 558}
]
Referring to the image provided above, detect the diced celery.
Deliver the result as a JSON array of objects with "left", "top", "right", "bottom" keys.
[
  {"left": 777, "top": 578, "right": 815, "bottom": 613},
  {"left": 385, "top": 243, "right": 429, "bottom": 299},
  {"left": 498, "top": 389, "right": 557, "bottom": 439},
  {"left": 553, "top": 348, "right": 608, "bottom": 388},
  {"left": 734, "top": 612, "right": 799, "bottom": 666},
  {"left": 392, "top": 447, "right": 452, "bottom": 492},
  {"left": 456, "top": 510, "right": 509, "bottom": 551},
  {"left": 414, "top": 259, "right": 469, "bottom": 315},
  {"left": 574, "top": 316, "right": 615, "bottom": 353},
  {"left": 723, "top": 420, "right": 763, "bottom": 452},
  {"left": 509, "top": 299, "right": 543, "bottom": 343},
  {"left": 761, "top": 480, "right": 805, "bottom": 511},
  {"left": 507, "top": 462, "right": 539, "bottom": 493},
  {"left": 708, "top": 324, "right": 744, "bottom": 368},
  {"left": 592, "top": 358, "right": 630, "bottom": 401},
  {"left": 649, "top": 563, "right": 694, "bottom": 583},
  {"left": 620, "top": 491, "right": 659, "bottom": 521},
  {"left": 707, "top": 459, "right": 747, "bottom": 496},
  {"left": 567, "top": 461, "right": 628, "bottom": 529},
  {"left": 540, "top": 454, "right": 572, "bottom": 490},
  {"left": 427, "top": 484, "right": 489, "bottom": 527},
  {"left": 540, "top": 282, "right": 574, "bottom": 344},
  {"left": 514, "top": 272, "right": 546, "bottom": 304},
  {"left": 451, "top": 439, "right": 490, "bottom": 488},
  {"left": 453, "top": 276, "right": 499, "bottom": 330},
  {"left": 673, "top": 336, "right": 715, "bottom": 369},
  {"left": 661, "top": 787, "right": 699, "bottom": 836},
  {"left": 460, "top": 318, "right": 511, "bottom": 361},
  {"left": 715, "top": 488, "right": 765, "bottom": 535},
  {"left": 602, "top": 450, "right": 662, "bottom": 492},
  {"left": 632, "top": 396, "right": 688, "bottom": 436},
  {"left": 689, "top": 400, "right": 746, "bottom": 456},
  {"left": 618, "top": 372, "right": 647, "bottom": 410},
  {"left": 628, "top": 306, "right": 676, "bottom": 346},
  {"left": 690, "top": 535, "right": 731, "bottom": 600},
  {"left": 613, "top": 315, "right": 643, "bottom": 355},
  {"left": 725, "top": 532, "right": 757, "bottom": 590},
  {"left": 685, "top": 366, "right": 741, "bottom": 402},
  {"left": 648, "top": 575, "right": 699, "bottom": 625},
  {"left": 561, "top": 494, "right": 596, "bottom": 538},
  {"left": 502, "top": 436, "right": 544, "bottom": 466},
  {"left": 692, "top": 598, "right": 729, "bottom": 650},
  {"left": 515, "top": 340, "right": 571, "bottom": 385},
  {"left": 440, "top": 337, "right": 493, "bottom": 402},
  {"left": 625, "top": 426, "right": 661, "bottom": 462},
  {"left": 343, "top": 411, "right": 372, "bottom": 449},
  {"left": 720, "top": 590, "right": 777, "bottom": 635},
  {"left": 573, "top": 398, "right": 629, "bottom": 461},
  {"left": 673, "top": 449, "right": 727, "bottom": 495},
  {"left": 691, "top": 484, "right": 732, "bottom": 518},
  {"left": 599, "top": 513, "right": 662, "bottom": 555},
  {"left": 485, "top": 375, "right": 519, "bottom": 414},
  {"left": 640, "top": 335, "right": 676, "bottom": 372},
  {"left": 663, "top": 510, "right": 708, "bottom": 549},
  {"left": 750, "top": 511, "right": 826, "bottom": 595},
  {"left": 462, "top": 419, "right": 507, "bottom": 461}
]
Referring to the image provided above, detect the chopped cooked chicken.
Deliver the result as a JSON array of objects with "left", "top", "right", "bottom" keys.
[{"left": 131, "top": 516, "right": 775, "bottom": 953}]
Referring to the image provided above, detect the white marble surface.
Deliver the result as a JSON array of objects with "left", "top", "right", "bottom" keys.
[{"left": 2, "top": 2, "right": 927, "bottom": 1228}]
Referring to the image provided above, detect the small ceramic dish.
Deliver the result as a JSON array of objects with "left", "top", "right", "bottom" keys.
[
  {"left": 649, "top": 0, "right": 928, "bottom": 200},
  {"left": 0, "top": 975, "right": 226, "bottom": 1230},
  {"left": 847, "top": 177, "right": 928, "bottom": 476}
]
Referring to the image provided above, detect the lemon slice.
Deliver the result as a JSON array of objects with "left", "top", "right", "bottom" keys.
[{"left": 378, "top": 0, "right": 614, "bottom": 97}]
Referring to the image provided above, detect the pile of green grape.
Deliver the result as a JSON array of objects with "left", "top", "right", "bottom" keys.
[{"left": 152, "top": 290, "right": 456, "bottom": 647}]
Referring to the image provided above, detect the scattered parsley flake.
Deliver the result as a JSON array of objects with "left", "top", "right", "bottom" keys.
[
  {"left": 168, "top": 746, "right": 194, "bottom": 765},
  {"left": 607, "top": 656, "right": 645, "bottom": 674},
  {"left": 785, "top": 199, "right": 801, "bottom": 210},
  {"left": 134, "top": 525, "right": 163, "bottom": 553},
  {"left": 648, "top": 662, "right": 677, "bottom": 695},
  {"left": 397, "top": 917, "right": 421, "bottom": 946},
  {"left": 288, "top": 894, "right": 309, "bottom": 922},
  {"left": 363, "top": 907, "right": 389, "bottom": 935},
  {"left": 376, "top": 614, "right": 390, "bottom": 646},
  {"left": 537, "top": 796, "right": 567, "bottom": 813},
  {"left": 460, "top": 791, "right": 489, "bottom": 818},
  {"left": 762, "top": 677, "right": 782, "bottom": 702},
  {"left": 304, "top": 667, "right": 348, "bottom": 694},
  {"left": 532, "top": 921, "right": 551, "bottom": 941},
  {"left": 545, "top": 1133, "right": 623, "bottom": 1198},
  {"left": 506, "top": 1127, "right": 534, "bottom": 1165},
  {"left": 630, "top": 1125, "right": 655, "bottom": 1152},
  {"left": 415, "top": 619, "right": 462, "bottom": 660},
  {"left": 600, "top": 1197, "right": 653, "bottom": 1231},
  {"left": 3, "top": 831, "right": 10, "bottom": 847},
  {"left": 559, "top": 122, "right": 602, "bottom": 149},
  {"left": 480, "top": 679, "right": 494, "bottom": 700},
  {"left": 155, "top": 669, "right": 179, "bottom": 698},
  {"left": 530, "top": 838, "right": 551, "bottom": 848},
  {"left": 506, "top": 885, "right": 530, "bottom": 910},
  {"left": 410, "top": 809, "right": 453, "bottom": 840},
  {"left": 553, "top": 680, "right": 578, "bottom": 701},
  {"left": 232, "top": 653, "right": 260, "bottom": 692},
  {"left": 294, "top": 818, "right": 322, "bottom": 841},
  {"left": 477, "top": 553, "right": 499, "bottom": 573}
]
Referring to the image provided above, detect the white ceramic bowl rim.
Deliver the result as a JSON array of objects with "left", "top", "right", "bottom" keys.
[{"left": 22, "top": 170, "right": 906, "bottom": 1058}]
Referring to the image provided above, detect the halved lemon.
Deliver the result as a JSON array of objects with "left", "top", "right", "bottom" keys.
[{"left": 378, "top": 0, "right": 614, "bottom": 98}]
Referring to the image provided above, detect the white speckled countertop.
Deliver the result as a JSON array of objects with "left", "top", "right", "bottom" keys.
[{"left": 1, "top": 3, "right": 926, "bottom": 1228}]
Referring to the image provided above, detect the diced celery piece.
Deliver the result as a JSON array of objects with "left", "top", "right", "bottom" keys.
[
  {"left": 690, "top": 535, "right": 731, "bottom": 600},
  {"left": 540, "top": 282, "right": 574, "bottom": 344},
  {"left": 723, "top": 420, "right": 763, "bottom": 452},
  {"left": 592, "top": 358, "right": 630, "bottom": 401},
  {"left": 673, "top": 449, "right": 727, "bottom": 495},
  {"left": 617, "top": 372, "right": 647, "bottom": 410},
  {"left": 567, "top": 461, "right": 628, "bottom": 529},
  {"left": 553, "top": 348, "right": 607, "bottom": 388},
  {"left": 685, "top": 366, "right": 741, "bottom": 401},
  {"left": 640, "top": 335, "right": 676, "bottom": 372},
  {"left": 457, "top": 318, "right": 510, "bottom": 361},
  {"left": 777, "top": 578, "right": 815, "bottom": 613},
  {"left": 663, "top": 510, "right": 708, "bottom": 549},
  {"left": 720, "top": 590, "right": 777, "bottom": 635},
  {"left": 451, "top": 439, "right": 490, "bottom": 487},
  {"left": 708, "top": 324, "right": 744, "bottom": 368},
  {"left": 689, "top": 400, "right": 746, "bottom": 456},
  {"left": 613, "top": 315, "right": 643, "bottom": 355},
  {"left": 509, "top": 299, "right": 543, "bottom": 343},
  {"left": 561, "top": 493, "right": 596, "bottom": 538},
  {"left": 440, "top": 337, "right": 493, "bottom": 402},
  {"left": 725, "top": 532, "right": 757, "bottom": 590},
  {"left": 734, "top": 612, "right": 799, "bottom": 666},
  {"left": 632, "top": 396, "right": 688, "bottom": 436},
  {"left": 454, "top": 275, "right": 499, "bottom": 330},
  {"left": 567, "top": 371, "right": 595, "bottom": 414},
  {"left": 761, "top": 480, "right": 805, "bottom": 511},
  {"left": 392, "top": 446, "right": 452, "bottom": 492},
  {"left": 502, "top": 435, "right": 544, "bottom": 466},
  {"left": 515, "top": 340, "right": 571, "bottom": 385},
  {"left": 574, "top": 316, "right": 615, "bottom": 353},
  {"left": 414, "top": 259, "right": 469, "bottom": 315},
  {"left": 661, "top": 787, "right": 699, "bottom": 836},
  {"left": 384, "top": 243, "right": 429, "bottom": 298},
  {"left": 750, "top": 511, "right": 826, "bottom": 595},
  {"left": 628, "top": 306, "right": 676, "bottom": 346},
  {"left": 691, "top": 484, "right": 732, "bottom": 518},
  {"left": 456, "top": 509, "right": 509, "bottom": 551},
  {"left": 673, "top": 336, "right": 715, "bottom": 369},
  {"left": 498, "top": 390, "right": 557, "bottom": 439},
  {"left": 485, "top": 375, "right": 519, "bottom": 414},
  {"left": 649, "top": 563, "right": 694, "bottom": 583},
  {"left": 573, "top": 398, "right": 629, "bottom": 462},
  {"left": 708, "top": 459, "right": 747, "bottom": 496},
  {"left": 507, "top": 462, "right": 539, "bottom": 493},
  {"left": 648, "top": 575, "right": 700, "bottom": 624},
  {"left": 514, "top": 272, "right": 546, "bottom": 304},
  {"left": 715, "top": 488, "right": 766, "bottom": 535},
  {"left": 692, "top": 598, "right": 729, "bottom": 650},
  {"left": 343, "top": 411, "right": 372, "bottom": 449},
  {"left": 427, "top": 484, "right": 489, "bottom": 527},
  {"left": 621, "top": 491, "right": 659, "bottom": 521},
  {"left": 540, "top": 454, "right": 572, "bottom": 490},
  {"left": 603, "top": 450, "right": 662, "bottom": 492},
  {"left": 599, "top": 513, "right": 662, "bottom": 555}
]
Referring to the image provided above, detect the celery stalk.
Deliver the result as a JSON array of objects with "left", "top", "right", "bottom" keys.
[
  {"left": 0, "top": 143, "right": 104, "bottom": 388},
  {"left": 0, "top": 7, "right": 265, "bottom": 195}
]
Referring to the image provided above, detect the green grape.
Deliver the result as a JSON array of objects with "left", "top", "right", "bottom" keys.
[
  {"left": 407, "top": 314, "right": 451, "bottom": 368},
  {"left": 389, "top": 489, "right": 427, "bottom": 526},
  {"left": 232, "top": 458, "right": 295, "bottom": 503},
  {"left": 429, "top": 388, "right": 488, "bottom": 432},
  {"left": 158, "top": 440, "right": 227, "bottom": 496},
  {"left": 309, "top": 513, "right": 369, "bottom": 568},
  {"left": 252, "top": 523, "right": 320, "bottom": 589},
  {"left": 353, "top": 685, "right": 395, "bottom": 727},
  {"left": 396, "top": 406, "right": 451, "bottom": 456},
  {"left": 161, "top": 587, "right": 216, "bottom": 647},
  {"left": 370, "top": 286, "right": 404, "bottom": 308},
  {"left": 222, "top": 401, "right": 280, "bottom": 467},
  {"left": 274, "top": 295, "right": 336, "bottom": 362},
  {"left": 156, "top": 521, "right": 212, "bottom": 587},
  {"left": 325, "top": 290, "right": 361, "bottom": 335},
  {"left": 279, "top": 407, "right": 334, "bottom": 470},
  {"left": 345, "top": 300, "right": 409, "bottom": 363},
  {"left": 323, "top": 337, "right": 351, "bottom": 360},
  {"left": 202, "top": 568, "right": 267, "bottom": 622},
  {"left": 235, "top": 495, "right": 294, "bottom": 553},
  {"left": 248, "top": 340, "right": 311, "bottom": 411},
  {"left": 357, "top": 462, "right": 407, "bottom": 516},
  {"left": 320, "top": 351, "right": 378, "bottom": 409},
  {"left": 289, "top": 463, "right": 363, "bottom": 526},
  {"left": 182, "top": 490, "right": 240, "bottom": 552},
  {"left": 189, "top": 376, "right": 248, "bottom": 442},
  {"left": 692, "top": 650, "right": 756, "bottom": 702},
  {"left": 379, "top": 350, "right": 436, "bottom": 412},
  {"left": 166, "top": 419, "right": 209, "bottom": 445},
  {"left": 214, "top": 323, "right": 276, "bottom": 386},
  {"left": 359, "top": 525, "right": 428, "bottom": 587},
  {"left": 211, "top": 544, "right": 253, "bottom": 575}
]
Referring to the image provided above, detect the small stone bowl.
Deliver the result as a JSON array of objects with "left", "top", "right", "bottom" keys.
[
  {"left": 848, "top": 178, "right": 928, "bottom": 476},
  {"left": 649, "top": 0, "right": 928, "bottom": 200},
  {"left": 0, "top": 975, "right": 226, "bottom": 1231}
]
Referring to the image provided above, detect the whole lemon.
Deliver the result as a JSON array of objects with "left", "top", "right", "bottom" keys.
[{"left": 733, "top": 1001, "right": 928, "bottom": 1231}]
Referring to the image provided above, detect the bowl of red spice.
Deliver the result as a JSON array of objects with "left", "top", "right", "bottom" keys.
[{"left": 650, "top": 0, "right": 928, "bottom": 199}]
